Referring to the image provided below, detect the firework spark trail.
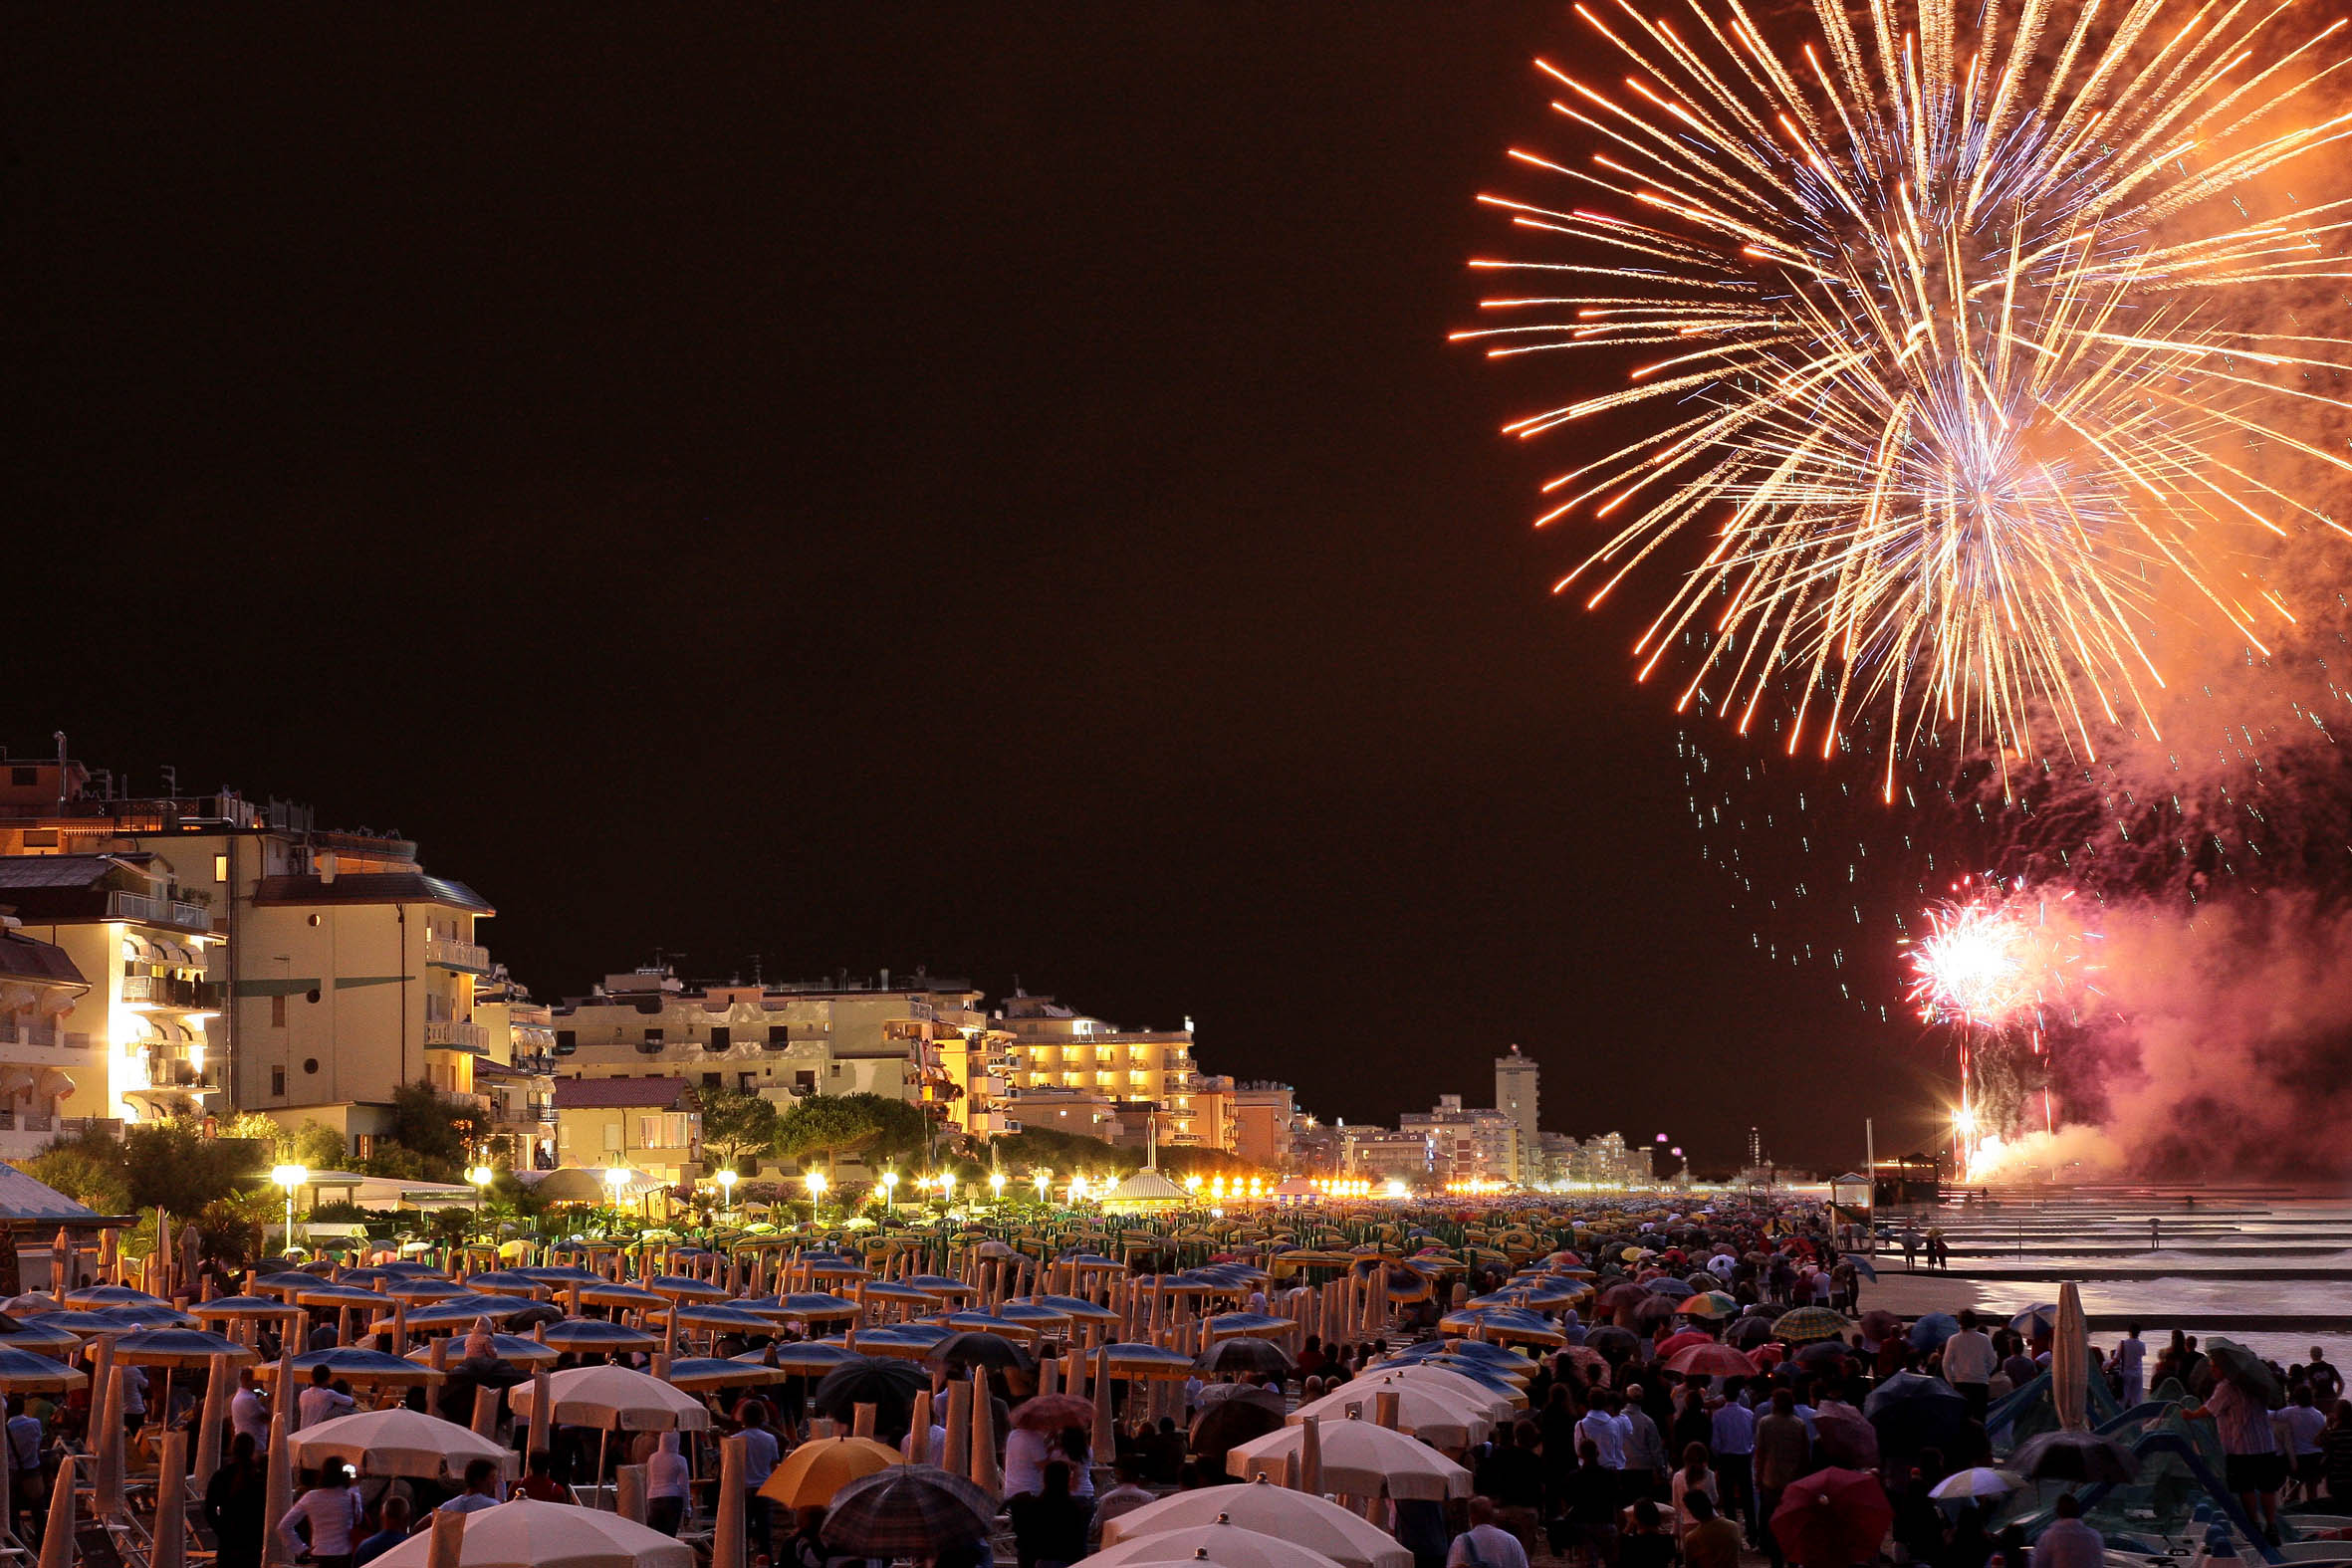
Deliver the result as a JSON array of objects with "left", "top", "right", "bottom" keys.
[{"left": 1461, "top": 0, "right": 2352, "bottom": 792}]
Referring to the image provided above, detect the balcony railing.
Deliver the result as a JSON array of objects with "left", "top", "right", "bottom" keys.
[
  {"left": 105, "top": 890, "right": 213, "bottom": 932},
  {"left": 422, "top": 1019, "right": 491, "bottom": 1053},
  {"left": 424, "top": 937, "right": 493, "bottom": 975},
  {"left": 0, "top": 1024, "right": 91, "bottom": 1055},
  {"left": 435, "top": 1089, "right": 493, "bottom": 1116},
  {"left": 120, "top": 975, "right": 222, "bottom": 1008}
]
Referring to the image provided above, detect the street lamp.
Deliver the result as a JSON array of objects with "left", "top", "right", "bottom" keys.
[
  {"left": 1034, "top": 1169, "right": 1051, "bottom": 1203},
  {"left": 939, "top": 1172, "right": 956, "bottom": 1206},
  {"left": 271, "top": 1164, "right": 307, "bottom": 1254},
  {"left": 881, "top": 1170, "right": 898, "bottom": 1211},
  {"left": 804, "top": 1168, "right": 827, "bottom": 1223},
  {"left": 715, "top": 1167, "right": 738, "bottom": 1215},
  {"left": 603, "top": 1166, "right": 634, "bottom": 1219},
  {"left": 467, "top": 1165, "right": 494, "bottom": 1226},
  {"left": 989, "top": 1171, "right": 1006, "bottom": 1206}
]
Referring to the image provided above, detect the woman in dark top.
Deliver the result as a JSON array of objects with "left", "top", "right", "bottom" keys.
[
  {"left": 1538, "top": 1385, "right": 1582, "bottom": 1511},
  {"left": 1671, "top": 1384, "right": 1715, "bottom": 1463},
  {"left": 1938, "top": 1504, "right": 1995, "bottom": 1568},
  {"left": 1007, "top": 1461, "right": 1093, "bottom": 1568},
  {"left": 1620, "top": 1499, "right": 1676, "bottom": 1568},
  {"left": 203, "top": 1435, "right": 268, "bottom": 1568}
]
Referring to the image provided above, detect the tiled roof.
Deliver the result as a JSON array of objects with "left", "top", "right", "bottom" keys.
[
  {"left": 552, "top": 1076, "right": 695, "bottom": 1111},
  {"left": 0, "top": 854, "right": 149, "bottom": 890},
  {"left": 0, "top": 930, "right": 85, "bottom": 987},
  {"left": 251, "top": 873, "right": 494, "bottom": 914}
]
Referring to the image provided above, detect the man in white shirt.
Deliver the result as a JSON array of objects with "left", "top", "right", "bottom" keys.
[
  {"left": 230, "top": 1369, "right": 271, "bottom": 1449},
  {"left": 296, "top": 1366, "right": 355, "bottom": 1430},
  {"left": 1577, "top": 1391, "right": 1630, "bottom": 1470},
  {"left": 437, "top": 1458, "right": 503, "bottom": 1515},
  {"left": 2112, "top": 1326, "right": 2147, "bottom": 1406},
  {"left": 2279, "top": 1386, "right": 2329, "bottom": 1503},
  {"left": 1942, "top": 1311, "right": 1999, "bottom": 1420},
  {"left": 1447, "top": 1496, "right": 1531, "bottom": 1568}
]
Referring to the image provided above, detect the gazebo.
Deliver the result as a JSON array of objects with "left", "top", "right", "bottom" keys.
[{"left": 1098, "top": 1167, "right": 1188, "bottom": 1215}]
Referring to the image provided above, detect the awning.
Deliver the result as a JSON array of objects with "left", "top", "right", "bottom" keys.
[
  {"left": 35, "top": 1069, "right": 74, "bottom": 1102},
  {"left": 0, "top": 1069, "right": 36, "bottom": 1099}
]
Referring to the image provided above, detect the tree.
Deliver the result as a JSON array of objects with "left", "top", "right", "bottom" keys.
[
  {"left": 700, "top": 1089, "right": 780, "bottom": 1175},
  {"left": 226, "top": 1113, "right": 348, "bottom": 1173},
  {"left": 119, "top": 1119, "right": 251, "bottom": 1212},
  {"left": 773, "top": 1095, "right": 882, "bottom": 1174},
  {"left": 381, "top": 1082, "right": 480, "bottom": 1181},
  {"left": 16, "top": 1144, "right": 128, "bottom": 1214},
  {"left": 843, "top": 1093, "right": 933, "bottom": 1172},
  {"left": 360, "top": 1141, "right": 432, "bottom": 1181}
]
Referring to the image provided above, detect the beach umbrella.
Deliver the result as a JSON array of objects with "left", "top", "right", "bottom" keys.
[
  {"left": 812, "top": 1356, "right": 927, "bottom": 1427},
  {"left": 762, "top": 1293, "right": 861, "bottom": 1322},
  {"left": 1227, "top": 1415, "right": 1471, "bottom": 1499},
  {"left": 1084, "top": 1519, "right": 1350, "bottom": 1568},
  {"left": 664, "top": 1358, "right": 789, "bottom": 1392},
  {"left": 189, "top": 1295, "right": 305, "bottom": 1324},
  {"left": 2007, "top": 1304, "right": 2059, "bottom": 1338},
  {"left": 461, "top": 1271, "right": 551, "bottom": 1297},
  {"left": 2201, "top": 1338, "right": 2282, "bottom": 1406},
  {"left": 1022, "top": 1294, "right": 1120, "bottom": 1324},
  {"left": 2009, "top": 1430, "right": 2140, "bottom": 1485},
  {"left": 1207, "top": 1312, "right": 1299, "bottom": 1340},
  {"left": 542, "top": 1319, "right": 658, "bottom": 1354},
  {"left": 855, "top": 1325, "right": 952, "bottom": 1359},
  {"left": 1192, "top": 1389, "right": 1287, "bottom": 1463},
  {"left": 1723, "top": 1316, "right": 1772, "bottom": 1352},
  {"left": 579, "top": 1282, "right": 669, "bottom": 1311},
  {"left": 1666, "top": 1343, "right": 1760, "bottom": 1379},
  {"left": 1928, "top": 1468, "right": 2016, "bottom": 1503},
  {"left": 742, "top": 1342, "right": 859, "bottom": 1376},
  {"left": 1583, "top": 1325, "right": 1638, "bottom": 1357},
  {"left": 1199, "top": 1337, "right": 1294, "bottom": 1379},
  {"left": 0, "top": 1349, "right": 84, "bottom": 1392},
  {"left": 1676, "top": 1292, "right": 1738, "bottom": 1320},
  {"left": 1861, "top": 1370, "right": 1969, "bottom": 1459},
  {"left": 757, "top": 1436, "right": 901, "bottom": 1508},
  {"left": 112, "top": 1329, "right": 256, "bottom": 1367},
  {"left": 927, "top": 1331, "right": 1030, "bottom": 1374},
  {"left": 660, "top": 1303, "right": 782, "bottom": 1335},
  {"left": 1290, "top": 1381, "right": 1490, "bottom": 1448},
  {"left": 821, "top": 1464, "right": 997, "bottom": 1554},
  {"left": 644, "top": 1275, "right": 729, "bottom": 1303},
  {"left": 1642, "top": 1277, "right": 1695, "bottom": 1299},
  {"left": 508, "top": 1365, "right": 712, "bottom": 1431},
  {"left": 64, "top": 1286, "right": 162, "bottom": 1309},
  {"left": 1655, "top": 1331, "right": 1716, "bottom": 1361},
  {"left": 408, "top": 1334, "right": 556, "bottom": 1369},
  {"left": 2052, "top": 1283, "right": 2088, "bottom": 1432},
  {"left": 363, "top": 1498, "right": 691, "bottom": 1568},
  {"left": 1908, "top": 1312, "right": 1960, "bottom": 1351},
  {"left": 1101, "top": 1343, "right": 1198, "bottom": 1380},
  {"left": 289, "top": 1408, "right": 514, "bottom": 1480},
  {"left": 1378, "top": 1364, "right": 1521, "bottom": 1417},
  {"left": 1858, "top": 1310, "right": 1904, "bottom": 1342},
  {"left": 1100, "top": 1475, "right": 1414, "bottom": 1568},
  {"left": 1771, "top": 1307, "right": 1851, "bottom": 1345},
  {"left": 381, "top": 1278, "right": 469, "bottom": 1303},
  {"left": 1812, "top": 1404, "right": 1880, "bottom": 1470},
  {"left": 284, "top": 1348, "right": 445, "bottom": 1386},
  {"left": 390, "top": 1296, "right": 536, "bottom": 1332},
  {"left": 1768, "top": 1467, "right": 1892, "bottom": 1568}
]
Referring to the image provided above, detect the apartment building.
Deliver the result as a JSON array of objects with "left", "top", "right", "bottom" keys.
[
  {"left": 0, "top": 741, "right": 505, "bottom": 1159},
  {"left": 472, "top": 966, "right": 558, "bottom": 1171},
  {"left": 550, "top": 1076, "right": 701, "bottom": 1185},
  {"left": 996, "top": 992, "right": 1198, "bottom": 1145},
  {"left": 1401, "top": 1094, "right": 1523, "bottom": 1186},
  {"left": 0, "top": 853, "right": 219, "bottom": 1132},
  {"left": 1495, "top": 1045, "right": 1540, "bottom": 1183},
  {"left": 0, "top": 918, "right": 96, "bottom": 1158},
  {"left": 1187, "top": 1076, "right": 1299, "bottom": 1171},
  {"left": 550, "top": 964, "right": 1006, "bottom": 1136},
  {"left": 1339, "top": 1125, "right": 1432, "bottom": 1185}
]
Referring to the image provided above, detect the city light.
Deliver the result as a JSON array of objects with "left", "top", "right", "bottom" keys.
[
  {"left": 1033, "top": 1169, "right": 1051, "bottom": 1201},
  {"left": 715, "top": 1166, "right": 738, "bottom": 1214},
  {"left": 271, "top": 1164, "right": 307, "bottom": 1252},
  {"left": 881, "top": 1169, "right": 898, "bottom": 1210},
  {"left": 988, "top": 1171, "right": 1005, "bottom": 1202}
]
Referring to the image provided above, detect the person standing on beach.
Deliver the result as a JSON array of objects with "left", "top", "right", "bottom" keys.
[
  {"left": 2113, "top": 1327, "right": 2146, "bottom": 1406},
  {"left": 1944, "top": 1312, "right": 1998, "bottom": 1421},
  {"left": 2308, "top": 1348, "right": 2344, "bottom": 1405}
]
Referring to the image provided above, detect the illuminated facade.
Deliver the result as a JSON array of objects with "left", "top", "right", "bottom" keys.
[
  {"left": 0, "top": 915, "right": 99, "bottom": 1158},
  {"left": 1401, "top": 1094, "right": 1523, "bottom": 1186},
  {"left": 0, "top": 742, "right": 507, "bottom": 1159},
  {"left": 996, "top": 993, "right": 1199, "bottom": 1142},
  {"left": 551, "top": 966, "right": 1006, "bottom": 1135},
  {"left": 1495, "top": 1045, "right": 1539, "bottom": 1183},
  {"left": 1339, "top": 1125, "right": 1433, "bottom": 1185},
  {"left": 472, "top": 966, "right": 558, "bottom": 1171}
]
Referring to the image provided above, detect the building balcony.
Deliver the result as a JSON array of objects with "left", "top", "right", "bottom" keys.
[
  {"left": 0, "top": 1024, "right": 93, "bottom": 1066},
  {"left": 424, "top": 937, "right": 493, "bottom": 975},
  {"left": 423, "top": 1019, "right": 491, "bottom": 1053},
  {"left": 120, "top": 975, "right": 222, "bottom": 1009},
  {"left": 435, "top": 1088, "right": 493, "bottom": 1117},
  {"left": 105, "top": 890, "right": 213, "bottom": 933}
]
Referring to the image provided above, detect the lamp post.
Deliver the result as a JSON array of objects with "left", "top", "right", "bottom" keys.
[
  {"left": 467, "top": 1165, "right": 494, "bottom": 1229},
  {"left": 989, "top": 1171, "right": 1006, "bottom": 1208},
  {"left": 715, "top": 1166, "right": 737, "bottom": 1216},
  {"left": 603, "top": 1165, "right": 633, "bottom": 1221},
  {"left": 804, "top": 1168, "right": 827, "bottom": 1225},
  {"left": 1034, "top": 1169, "right": 1051, "bottom": 1205},
  {"left": 271, "top": 1164, "right": 307, "bottom": 1254},
  {"left": 939, "top": 1172, "right": 956, "bottom": 1211},
  {"left": 881, "top": 1170, "right": 898, "bottom": 1211}
]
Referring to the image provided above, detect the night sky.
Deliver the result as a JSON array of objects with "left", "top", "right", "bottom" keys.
[{"left": 3, "top": 6, "right": 1934, "bottom": 1171}]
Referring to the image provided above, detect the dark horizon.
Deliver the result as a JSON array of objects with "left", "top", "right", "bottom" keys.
[{"left": 3, "top": 6, "right": 1937, "bottom": 1170}]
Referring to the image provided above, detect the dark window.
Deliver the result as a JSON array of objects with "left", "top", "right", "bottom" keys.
[
  {"left": 767, "top": 1025, "right": 790, "bottom": 1046},
  {"left": 643, "top": 1027, "right": 664, "bottom": 1043},
  {"left": 9, "top": 768, "right": 33, "bottom": 786},
  {"left": 271, "top": 995, "right": 287, "bottom": 1027},
  {"left": 795, "top": 1070, "right": 819, "bottom": 1093},
  {"left": 738, "top": 1073, "right": 756, "bottom": 1092},
  {"left": 701, "top": 1072, "right": 721, "bottom": 1090},
  {"left": 707, "top": 1026, "right": 731, "bottom": 1051},
  {"left": 555, "top": 1030, "right": 577, "bottom": 1053},
  {"left": 271, "top": 1066, "right": 286, "bottom": 1096}
]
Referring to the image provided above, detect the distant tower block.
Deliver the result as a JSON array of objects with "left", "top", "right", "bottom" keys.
[{"left": 1495, "top": 1044, "right": 1540, "bottom": 1184}]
